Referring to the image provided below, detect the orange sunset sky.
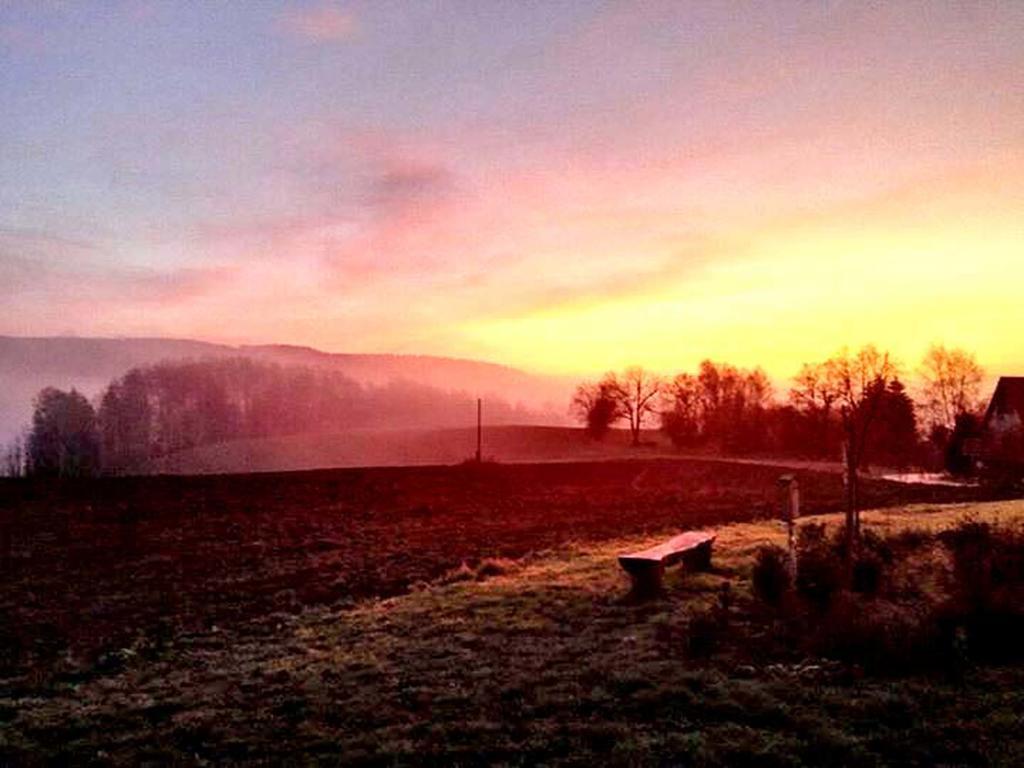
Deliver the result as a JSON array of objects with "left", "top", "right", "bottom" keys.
[{"left": 1, "top": 1, "right": 1022, "bottom": 379}]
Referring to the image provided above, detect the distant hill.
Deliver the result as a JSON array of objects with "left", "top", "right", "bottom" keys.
[
  {"left": 0, "top": 336, "right": 572, "bottom": 442},
  {"left": 237, "top": 343, "right": 571, "bottom": 408}
]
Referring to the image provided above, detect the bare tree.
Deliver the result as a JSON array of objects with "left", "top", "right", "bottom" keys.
[
  {"left": 570, "top": 375, "right": 624, "bottom": 440},
  {"left": 814, "top": 346, "right": 899, "bottom": 549},
  {"left": 1, "top": 433, "right": 25, "bottom": 478},
  {"left": 789, "top": 361, "right": 840, "bottom": 456},
  {"left": 609, "top": 367, "right": 664, "bottom": 446},
  {"left": 790, "top": 361, "right": 839, "bottom": 415},
  {"left": 918, "top": 344, "right": 985, "bottom": 433},
  {"left": 661, "top": 373, "right": 701, "bottom": 446}
]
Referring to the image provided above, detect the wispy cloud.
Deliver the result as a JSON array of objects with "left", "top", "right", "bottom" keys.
[
  {"left": 279, "top": 4, "right": 356, "bottom": 43},
  {"left": 3, "top": 2, "right": 1022, "bottom": 372},
  {"left": 365, "top": 161, "right": 456, "bottom": 215},
  {"left": 0, "top": 227, "right": 234, "bottom": 306}
]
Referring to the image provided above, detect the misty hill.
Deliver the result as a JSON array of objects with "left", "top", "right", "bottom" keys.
[
  {"left": 237, "top": 343, "right": 570, "bottom": 408},
  {"left": 90, "top": 357, "right": 564, "bottom": 474},
  {"left": 0, "top": 336, "right": 571, "bottom": 442}
]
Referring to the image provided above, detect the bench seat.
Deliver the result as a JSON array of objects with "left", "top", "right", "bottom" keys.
[{"left": 618, "top": 531, "right": 715, "bottom": 596}]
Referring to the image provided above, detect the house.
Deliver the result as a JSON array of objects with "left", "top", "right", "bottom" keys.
[{"left": 972, "top": 377, "right": 1024, "bottom": 470}]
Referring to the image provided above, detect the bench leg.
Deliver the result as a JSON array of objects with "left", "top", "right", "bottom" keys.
[
  {"left": 683, "top": 542, "right": 713, "bottom": 572},
  {"left": 627, "top": 563, "right": 664, "bottom": 599}
]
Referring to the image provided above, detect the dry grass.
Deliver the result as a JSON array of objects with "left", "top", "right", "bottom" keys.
[{"left": 5, "top": 500, "right": 1024, "bottom": 765}]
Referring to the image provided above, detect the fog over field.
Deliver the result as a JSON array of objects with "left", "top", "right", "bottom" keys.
[{"left": 0, "top": 335, "right": 573, "bottom": 448}]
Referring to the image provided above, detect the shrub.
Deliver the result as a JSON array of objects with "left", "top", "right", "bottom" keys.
[
  {"left": 796, "top": 523, "right": 843, "bottom": 608},
  {"left": 851, "top": 529, "right": 893, "bottom": 596},
  {"left": 939, "top": 520, "right": 995, "bottom": 607},
  {"left": 989, "top": 524, "right": 1024, "bottom": 587},
  {"left": 938, "top": 520, "right": 1024, "bottom": 662},
  {"left": 885, "top": 527, "right": 934, "bottom": 555},
  {"left": 810, "top": 592, "right": 941, "bottom": 673},
  {"left": 752, "top": 521, "right": 1024, "bottom": 672},
  {"left": 794, "top": 524, "right": 892, "bottom": 604},
  {"left": 851, "top": 554, "right": 884, "bottom": 596},
  {"left": 751, "top": 545, "right": 791, "bottom": 605}
]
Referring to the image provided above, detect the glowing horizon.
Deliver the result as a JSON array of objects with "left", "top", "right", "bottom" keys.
[{"left": 2, "top": 2, "right": 1022, "bottom": 381}]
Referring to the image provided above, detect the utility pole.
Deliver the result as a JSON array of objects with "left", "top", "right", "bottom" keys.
[{"left": 475, "top": 397, "right": 482, "bottom": 463}]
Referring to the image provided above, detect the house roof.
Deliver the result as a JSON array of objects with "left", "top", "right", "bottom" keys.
[{"left": 984, "top": 377, "right": 1024, "bottom": 424}]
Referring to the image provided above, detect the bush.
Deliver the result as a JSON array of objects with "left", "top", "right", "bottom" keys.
[
  {"left": 938, "top": 519, "right": 1024, "bottom": 662},
  {"left": 750, "top": 520, "right": 1024, "bottom": 672},
  {"left": 851, "top": 529, "right": 893, "bottom": 597},
  {"left": 794, "top": 524, "right": 892, "bottom": 605},
  {"left": 811, "top": 592, "right": 941, "bottom": 673},
  {"left": 885, "top": 527, "right": 934, "bottom": 555},
  {"left": 796, "top": 523, "right": 843, "bottom": 608},
  {"left": 851, "top": 554, "right": 884, "bottom": 596},
  {"left": 751, "top": 545, "right": 791, "bottom": 605},
  {"left": 939, "top": 520, "right": 995, "bottom": 607}
]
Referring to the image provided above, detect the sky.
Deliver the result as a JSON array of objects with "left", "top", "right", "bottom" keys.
[{"left": 2, "top": 1, "right": 1023, "bottom": 379}]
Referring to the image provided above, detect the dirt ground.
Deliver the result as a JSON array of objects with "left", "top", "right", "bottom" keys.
[
  {"left": 3, "top": 497, "right": 1024, "bottom": 765},
  {"left": 0, "top": 458, "right": 991, "bottom": 674}
]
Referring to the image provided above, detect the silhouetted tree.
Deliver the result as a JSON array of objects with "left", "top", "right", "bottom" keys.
[
  {"left": 1, "top": 433, "right": 25, "bottom": 477},
  {"left": 27, "top": 388, "right": 100, "bottom": 478},
  {"left": 918, "top": 344, "right": 985, "bottom": 433},
  {"left": 98, "top": 370, "right": 152, "bottom": 473},
  {"left": 661, "top": 373, "right": 701, "bottom": 447},
  {"left": 789, "top": 361, "right": 841, "bottom": 458},
  {"left": 86, "top": 356, "right": 533, "bottom": 471},
  {"left": 868, "top": 378, "right": 919, "bottom": 469},
  {"left": 690, "top": 361, "right": 772, "bottom": 452},
  {"left": 946, "top": 412, "right": 982, "bottom": 476},
  {"left": 810, "top": 346, "right": 899, "bottom": 548},
  {"left": 609, "top": 367, "right": 664, "bottom": 446},
  {"left": 768, "top": 404, "right": 814, "bottom": 457},
  {"left": 571, "top": 375, "right": 624, "bottom": 440}
]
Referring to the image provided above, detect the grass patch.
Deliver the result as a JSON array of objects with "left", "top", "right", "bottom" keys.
[{"left": 4, "top": 500, "right": 1024, "bottom": 764}]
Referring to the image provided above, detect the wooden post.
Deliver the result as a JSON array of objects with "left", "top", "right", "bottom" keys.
[
  {"left": 777, "top": 474, "right": 800, "bottom": 581},
  {"left": 475, "top": 398, "right": 482, "bottom": 463},
  {"left": 842, "top": 439, "right": 857, "bottom": 544}
]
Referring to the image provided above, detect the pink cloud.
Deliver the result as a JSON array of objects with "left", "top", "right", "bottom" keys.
[{"left": 279, "top": 4, "right": 356, "bottom": 43}]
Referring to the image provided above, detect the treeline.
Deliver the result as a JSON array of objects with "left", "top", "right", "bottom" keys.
[
  {"left": 3, "top": 357, "right": 535, "bottom": 477},
  {"left": 572, "top": 344, "right": 985, "bottom": 471}
]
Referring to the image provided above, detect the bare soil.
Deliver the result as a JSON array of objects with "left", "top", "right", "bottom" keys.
[
  {"left": 2, "top": 498, "right": 1023, "bottom": 765},
  {"left": 0, "top": 458, "right": 991, "bottom": 672}
]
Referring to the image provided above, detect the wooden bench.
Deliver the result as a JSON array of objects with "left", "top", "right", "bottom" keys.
[{"left": 618, "top": 531, "right": 715, "bottom": 596}]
